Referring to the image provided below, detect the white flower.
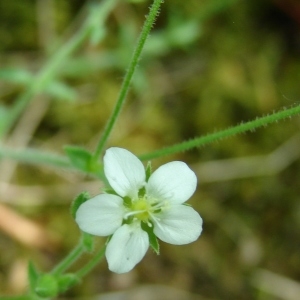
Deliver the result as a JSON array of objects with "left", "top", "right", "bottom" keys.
[{"left": 76, "top": 147, "right": 203, "bottom": 273}]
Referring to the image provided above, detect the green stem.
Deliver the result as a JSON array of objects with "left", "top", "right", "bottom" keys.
[
  {"left": 0, "top": 147, "right": 72, "bottom": 169},
  {"left": 75, "top": 245, "right": 106, "bottom": 279},
  {"left": 0, "top": 296, "right": 33, "bottom": 300},
  {"left": 2, "top": 0, "right": 118, "bottom": 138},
  {"left": 139, "top": 104, "right": 300, "bottom": 161},
  {"left": 93, "top": 0, "right": 164, "bottom": 160},
  {"left": 51, "top": 242, "right": 85, "bottom": 275}
]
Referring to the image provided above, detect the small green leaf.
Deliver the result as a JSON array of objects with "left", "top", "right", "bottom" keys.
[
  {"left": 27, "top": 261, "right": 40, "bottom": 291},
  {"left": 145, "top": 161, "right": 152, "bottom": 181},
  {"left": 57, "top": 273, "right": 80, "bottom": 293},
  {"left": 64, "top": 145, "right": 103, "bottom": 176},
  {"left": 70, "top": 191, "right": 90, "bottom": 219},
  {"left": 64, "top": 146, "right": 93, "bottom": 172},
  {"left": 82, "top": 232, "right": 94, "bottom": 252},
  {"left": 34, "top": 274, "right": 58, "bottom": 298}
]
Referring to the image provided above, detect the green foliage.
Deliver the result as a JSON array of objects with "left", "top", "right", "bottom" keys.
[
  {"left": 56, "top": 274, "right": 80, "bottom": 293},
  {"left": 141, "top": 222, "right": 160, "bottom": 254},
  {"left": 70, "top": 191, "right": 90, "bottom": 219},
  {"left": 1, "top": 0, "right": 300, "bottom": 299},
  {"left": 82, "top": 232, "right": 94, "bottom": 253},
  {"left": 34, "top": 274, "right": 58, "bottom": 298},
  {"left": 27, "top": 261, "right": 40, "bottom": 292},
  {"left": 64, "top": 146, "right": 103, "bottom": 176},
  {"left": 145, "top": 161, "right": 152, "bottom": 181}
]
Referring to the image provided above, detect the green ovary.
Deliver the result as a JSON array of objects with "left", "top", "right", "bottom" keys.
[{"left": 131, "top": 198, "right": 151, "bottom": 222}]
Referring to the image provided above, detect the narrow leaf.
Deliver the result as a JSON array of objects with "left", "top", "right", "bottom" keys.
[{"left": 27, "top": 261, "right": 39, "bottom": 291}]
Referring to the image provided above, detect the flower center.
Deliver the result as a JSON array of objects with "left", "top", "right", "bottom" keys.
[{"left": 131, "top": 198, "right": 151, "bottom": 222}]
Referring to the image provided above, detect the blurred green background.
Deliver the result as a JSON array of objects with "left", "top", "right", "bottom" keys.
[{"left": 0, "top": 0, "right": 300, "bottom": 299}]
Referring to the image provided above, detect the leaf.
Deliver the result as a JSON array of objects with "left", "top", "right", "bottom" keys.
[
  {"left": 64, "top": 145, "right": 103, "bottom": 176},
  {"left": 64, "top": 146, "right": 93, "bottom": 172},
  {"left": 27, "top": 261, "right": 40, "bottom": 291}
]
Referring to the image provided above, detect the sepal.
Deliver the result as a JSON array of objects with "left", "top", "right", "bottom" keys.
[
  {"left": 57, "top": 273, "right": 80, "bottom": 293},
  {"left": 82, "top": 232, "right": 94, "bottom": 252},
  {"left": 141, "top": 222, "right": 160, "bottom": 254},
  {"left": 145, "top": 161, "right": 152, "bottom": 182},
  {"left": 70, "top": 192, "right": 90, "bottom": 219},
  {"left": 34, "top": 274, "right": 58, "bottom": 298}
]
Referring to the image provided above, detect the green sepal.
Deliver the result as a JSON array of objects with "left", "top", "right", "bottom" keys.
[
  {"left": 64, "top": 146, "right": 104, "bottom": 177},
  {"left": 141, "top": 222, "right": 160, "bottom": 254},
  {"left": 27, "top": 261, "right": 40, "bottom": 291},
  {"left": 57, "top": 273, "right": 80, "bottom": 293},
  {"left": 138, "top": 186, "right": 146, "bottom": 197},
  {"left": 145, "top": 161, "right": 152, "bottom": 182},
  {"left": 123, "top": 196, "right": 132, "bottom": 207},
  {"left": 82, "top": 232, "right": 94, "bottom": 252},
  {"left": 70, "top": 191, "right": 90, "bottom": 219},
  {"left": 103, "top": 188, "right": 118, "bottom": 196},
  {"left": 34, "top": 274, "right": 58, "bottom": 298}
]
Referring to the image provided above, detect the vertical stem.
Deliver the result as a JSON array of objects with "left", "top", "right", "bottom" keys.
[
  {"left": 76, "top": 245, "right": 106, "bottom": 278},
  {"left": 93, "top": 0, "right": 164, "bottom": 160},
  {"left": 51, "top": 242, "right": 85, "bottom": 275}
]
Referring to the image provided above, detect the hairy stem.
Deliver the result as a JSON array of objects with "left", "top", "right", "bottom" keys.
[
  {"left": 93, "top": 0, "right": 164, "bottom": 160},
  {"left": 139, "top": 104, "right": 300, "bottom": 160},
  {"left": 75, "top": 245, "right": 106, "bottom": 279}
]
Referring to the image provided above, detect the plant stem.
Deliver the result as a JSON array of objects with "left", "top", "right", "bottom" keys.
[
  {"left": 0, "top": 147, "right": 72, "bottom": 169},
  {"left": 51, "top": 242, "right": 85, "bottom": 275},
  {"left": 75, "top": 245, "right": 106, "bottom": 279},
  {"left": 93, "top": 0, "right": 164, "bottom": 160},
  {"left": 139, "top": 104, "right": 300, "bottom": 160}
]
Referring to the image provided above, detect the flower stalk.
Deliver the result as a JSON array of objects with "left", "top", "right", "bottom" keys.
[{"left": 93, "top": 0, "right": 165, "bottom": 160}]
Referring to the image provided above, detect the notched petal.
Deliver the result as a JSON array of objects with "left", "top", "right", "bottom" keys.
[
  {"left": 75, "top": 194, "right": 125, "bottom": 236},
  {"left": 104, "top": 147, "right": 146, "bottom": 198}
]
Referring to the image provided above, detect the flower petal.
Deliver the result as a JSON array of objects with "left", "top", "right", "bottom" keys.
[
  {"left": 152, "top": 205, "right": 202, "bottom": 245},
  {"left": 106, "top": 223, "right": 149, "bottom": 273},
  {"left": 104, "top": 147, "right": 145, "bottom": 198},
  {"left": 147, "top": 161, "right": 197, "bottom": 204},
  {"left": 75, "top": 194, "right": 125, "bottom": 236}
]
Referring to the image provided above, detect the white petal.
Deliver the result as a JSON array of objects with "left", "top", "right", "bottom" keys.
[
  {"left": 104, "top": 147, "right": 145, "bottom": 198},
  {"left": 152, "top": 205, "right": 202, "bottom": 245},
  {"left": 106, "top": 223, "right": 149, "bottom": 273},
  {"left": 75, "top": 194, "right": 125, "bottom": 236},
  {"left": 147, "top": 161, "right": 197, "bottom": 204}
]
